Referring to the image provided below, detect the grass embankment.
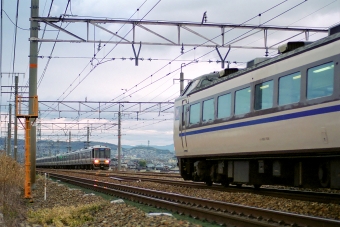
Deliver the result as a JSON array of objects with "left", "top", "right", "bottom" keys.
[
  {"left": 27, "top": 201, "right": 108, "bottom": 227},
  {"left": 0, "top": 152, "right": 25, "bottom": 226}
]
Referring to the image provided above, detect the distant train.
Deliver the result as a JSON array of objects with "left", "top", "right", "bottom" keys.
[
  {"left": 174, "top": 24, "right": 340, "bottom": 189},
  {"left": 36, "top": 145, "right": 111, "bottom": 170}
]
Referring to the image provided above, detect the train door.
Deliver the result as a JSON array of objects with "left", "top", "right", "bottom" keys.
[{"left": 181, "top": 99, "right": 188, "bottom": 152}]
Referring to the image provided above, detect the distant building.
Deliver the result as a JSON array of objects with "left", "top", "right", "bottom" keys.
[{"left": 146, "top": 163, "right": 155, "bottom": 170}]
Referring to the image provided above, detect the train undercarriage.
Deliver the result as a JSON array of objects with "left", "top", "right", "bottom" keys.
[{"left": 179, "top": 156, "right": 340, "bottom": 189}]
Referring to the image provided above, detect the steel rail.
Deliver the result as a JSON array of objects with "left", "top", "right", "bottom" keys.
[
  {"left": 40, "top": 171, "right": 340, "bottom": 227},
  {"left": 50, "top": 169, "right": 340, "bottom": 204}
]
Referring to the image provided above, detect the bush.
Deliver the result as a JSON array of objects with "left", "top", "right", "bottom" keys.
[
  {"left": 0, "top": 152, "right": 25, "bottom": 226},
  {"left": 27, "top": 201, "right": 108, "bottom": 227}
]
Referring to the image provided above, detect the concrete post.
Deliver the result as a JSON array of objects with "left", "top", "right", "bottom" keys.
[
  {"left": 7, "top": 104, "right": 11, "bottom": 156},
  {"left": 118, "top": 105, "right": 121, "bottom": 171},
  {"left": 14, "top": 76, "right": 18, "bottom": 161},
  {"left": 29, "top": 0, "right": 39, "bottom": 185}
]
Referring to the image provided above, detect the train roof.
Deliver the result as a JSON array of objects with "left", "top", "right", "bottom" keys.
[{"left": 183, "top": 28, "right": 340, "bottom": 97}]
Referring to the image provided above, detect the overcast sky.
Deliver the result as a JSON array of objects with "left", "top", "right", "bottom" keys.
[{"left": 1, "top": 0, "right": 339, "bottom": 150}]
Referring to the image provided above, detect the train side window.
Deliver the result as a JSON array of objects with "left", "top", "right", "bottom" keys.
[
  {"left": 189, "top": 103, "right": 201, "bottom": 124},
  {"left": 105, "top": 149, "right": 110, "bottom": 159},
  {"left": 254, "top": 80, "right": 273, "bottom": 110},
  {"left": 217, "top": 93, "right": 231, "bottom": 118},
  {"left": 278, "top": 72, "right": 301, "bottom": 105},
  {"left": 202, "top": 98, "right": 214, "bottom": 122},
  {"left": 235, "top": 87, "right": 251, "bottom": 115},
  {"left": 307, "top": 62, "right": 334, "bottom": 100}
]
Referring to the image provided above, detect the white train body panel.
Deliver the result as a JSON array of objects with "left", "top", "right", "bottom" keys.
[{"left": 177, "top": 101, "right": 340, "bottom": 156}]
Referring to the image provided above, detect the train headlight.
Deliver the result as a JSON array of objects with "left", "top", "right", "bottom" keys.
[
  {"left": 94, "top": 159, "right": 99, "bottom": 164},
  {"left": 105, "top": 160, "right": 110, "bottom": 164}
]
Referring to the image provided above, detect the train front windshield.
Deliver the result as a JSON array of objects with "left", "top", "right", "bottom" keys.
[{"left": 94, "top": 148, "right": 110, "bottom": 158}]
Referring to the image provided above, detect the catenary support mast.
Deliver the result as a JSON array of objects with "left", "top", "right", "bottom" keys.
[
  {"left": 118, "top": 104, "right": 121, "bottom": 171},
  {"left": 29, "top": 0, "right": 39, "bottom": 185}
]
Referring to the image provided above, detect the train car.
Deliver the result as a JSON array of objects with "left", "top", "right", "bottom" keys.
[
  {"left": 174, "top": 24, "right": 340, "bottom": 189},
  {"left": 36, "top": 145, "right": 111, "bottom": 170}
]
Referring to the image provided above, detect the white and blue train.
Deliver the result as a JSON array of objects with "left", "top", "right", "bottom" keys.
[
  {"left": 174, "top": 24, "right": 340, "bottom": 189},
  {"left": 36, "top": 145, "right": 111, "bottom": 170}
]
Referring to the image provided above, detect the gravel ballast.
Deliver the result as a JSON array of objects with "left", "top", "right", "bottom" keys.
[
  {"left": 22, "top": 175, "right": 201, "bottom": 227},
  {"left": 68, "top": 171, "right": 340, "bottom": 220}
]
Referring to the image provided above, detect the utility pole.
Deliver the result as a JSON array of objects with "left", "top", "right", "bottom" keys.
[
  {"left": 86, "top": 127, "right": 90, "bottom": 148},
  {"left": 29, "top": 0, "right": 39, "bottom": 186},
  {"left": 0, "top": 0, "right": 2, "bottom": 139},
  {"left": 7, "top": 104, "right": 11, "bottom": 156},
  {"left": 3, "top": 137, "right": 6, "bottom": 152},
  {"left": 57, "top": 139, "right": 59, "bottom": 154},
  {"left": 68, "top": 131, "right": 71, "bottom": 152},
  {"left": 118, "top": 105, "right": 121, "bottom": 171},
  {"left": 14, "top": 76, "right": 18, "bottom": 161}
]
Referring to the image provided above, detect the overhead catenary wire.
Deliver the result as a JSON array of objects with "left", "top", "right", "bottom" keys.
[
  {"left": 54, "top": 0, "right": 163, "bottom": 103},
  {"left": 41, "top": 0, "right": 304, "bottom": 128},
  {"left": 39, "top": 0, "right": 153, "bottom": 119},
  {"left": 9, "top": 0, "right": 20, "bottom": 101},
  {"left": 36, "top": 0, "right": 161, "bottom": 138},
  {"left": 33, "top": 55, "right": 244, "bottom": 65},
  {"left": 72, "top": 0, "right": 312, "bottom": 133},
  {"left": 33, "top": 0, "right": 330, "bottom": 141},
  {"left": 37, "top": 0, "right": 71, "bottom": 88},
  {"left": 2, "top": 9, "right": 28, "bottom": 31},
  {"left": 41, "top": 0, "right": 295, "bottom": 117},
  {"left": 97, "top": 0, "right": 307, "bottom": 112},
  {"left": 52, "top": 0, "right": 151, "bottom": 101},
  {"left": 121, "top": 0, "right": 339, "bottom": 135},
  {"left": 38, "top": 0, "right": 56, "bottom": 53}
]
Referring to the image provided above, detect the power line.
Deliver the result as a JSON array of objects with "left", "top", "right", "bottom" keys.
[
  {"left": 34, "top": 1, "right": 329, "bottom": 141},
  {"left": 37, "top": 0, "right": 71, "bottom": 88},
  {"left": 33, "top": 55, "right": 245, "bottom": 64},
  {"left": 99, "top": 0, "right": 302, "bottom": 107},
  {"left": 58, "top": 0, "right": 163, "bottom": 102},
  {"left": 53, "top": 1, "right": 153, "bottom": 103},
  {"left": 41, "top": 0, "right": 297, "bottom": 126},
  {"left": 2, "top": 9, "right": 28, "bottom": 30}
]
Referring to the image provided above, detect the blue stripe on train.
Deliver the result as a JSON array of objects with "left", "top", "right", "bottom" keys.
[{"left": 179, "top": 104, "right": 340, "bottom": 137}]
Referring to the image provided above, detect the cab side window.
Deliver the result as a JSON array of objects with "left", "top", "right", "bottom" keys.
[{"left": 189, "top": 103, "right": 201, "bottom": 124}]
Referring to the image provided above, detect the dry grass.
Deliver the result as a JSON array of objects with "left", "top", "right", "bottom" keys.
[
  {"left": 0, "top": 152, "right": 26, "bottom": 226},
  {"left": 27, "top": 201, "right": 108, "bottom": 227}
]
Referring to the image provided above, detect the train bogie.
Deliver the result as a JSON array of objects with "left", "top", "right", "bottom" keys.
[{"left": 179, "top": 157, "right": 340, "bottom": 189}]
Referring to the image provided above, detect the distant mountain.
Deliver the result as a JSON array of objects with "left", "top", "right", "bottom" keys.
[
  {"left": 152, "top": 144, "right": 174, "bottom": 152},
  {"left": 123, "top": 144, "right": 174, "bottom": 152},
  {"left": 125, "top": 145, "right": 173, "bottom": 156},
  {"left": 0, "top": 137, "right": 174, "bottom": 159},
  {"left": 121, "top": 145, "right": 134, "bottom": 149}
]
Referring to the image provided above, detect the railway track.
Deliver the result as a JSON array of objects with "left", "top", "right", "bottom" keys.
[
  {"left": 42, "top": 169, "right": 340, "bottom": 204},
  {"left": 38, "top": 170, "right": 340, "bottom": 227}
]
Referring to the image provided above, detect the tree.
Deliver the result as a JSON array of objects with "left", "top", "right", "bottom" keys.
[{"left": 138, "top": 160, "right": 146, "bottom": 168}]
